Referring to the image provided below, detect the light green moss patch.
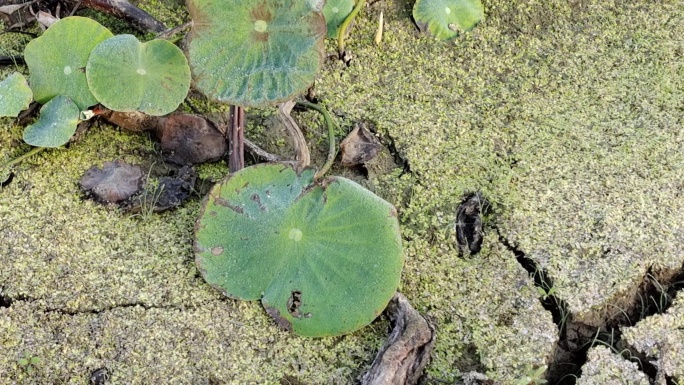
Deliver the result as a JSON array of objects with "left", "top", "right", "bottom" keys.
[
  {"left": 623, "top": 290, "right": 684, "bottom": 382},
  {"left": 0, "top": 300, "right": 387, "bottom": 384},
  {"left": 577, "top": 346, "right": 649, "bottom": 385}
]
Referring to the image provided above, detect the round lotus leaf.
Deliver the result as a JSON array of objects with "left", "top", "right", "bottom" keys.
[
  {"left": 323, "top": 0, "right": 354, "bottom": 38},
  {"left": 24, "top": 16, "right": 113, "bottom": 110},
  {"left": 0, "top": 72, "right": 32, "bottom": 117},
  {"left": 186, "top": 0, "right": 326, "bottom": 107},
  {"left": 86, "top": 35, "right": 190, "bottom": 116},
  {"left": 195, "top": 164, "right": 403, "bottom": 337},
  {"left": 23, "top": 95, "right": 80, "bottom": 148},
  {"left": 413, "top": 0, "right": 484, "bottom": 39}
]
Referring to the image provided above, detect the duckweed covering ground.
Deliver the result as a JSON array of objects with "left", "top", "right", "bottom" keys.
[{"left": 1, "top": 0, "right": 682, "bottom": 383}]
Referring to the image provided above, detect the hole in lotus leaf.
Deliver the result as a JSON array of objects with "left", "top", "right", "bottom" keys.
[
  {"left": 413, "top": 0, "right": 484, "bottom": 40},
  {"left": 80, "top": 160, "right": 143, "bottom": 203},
  {"left": 24, "top": 16, "right": 113, "bottom": 110},
  {"left": 86, "top": 35, "right": 190, "bottom": 116},
  {"left": 455, "top": 192, "right": 490, "bottom": 257},
  {"left": 186, "top": 0, "right": 326, "bottom": 106},
  {"left": 195, "top": 163, "right": 403, "bottom": 337},
  {"left": 288, "top": 290, "right": 303, "bottom": 318}
]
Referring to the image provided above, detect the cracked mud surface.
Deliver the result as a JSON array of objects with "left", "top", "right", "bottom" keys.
[{"left": 1, "top": 0, "right": 684, "bottom": 383}]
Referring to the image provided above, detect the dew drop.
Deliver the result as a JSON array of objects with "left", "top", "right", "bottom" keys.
[{"left": 63, "top": 66, "right": 72, "bottom": 75}]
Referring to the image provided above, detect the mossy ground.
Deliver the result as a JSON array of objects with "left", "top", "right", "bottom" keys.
[{"left": 1, "top": 0, "right": 682, "bottom": 383}]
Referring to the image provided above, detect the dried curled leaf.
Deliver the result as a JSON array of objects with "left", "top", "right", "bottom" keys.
[
  {"left": 155, "top": 114, "right": 228, "bottom": 165},
  {"left": 340, "top": 122, "right": 381, "bottom": 166},
  {"left": 80, "top": 160, "right": 143, "bottom": 203},
  {"left": 362, "top": 293, "right": 436, "bottom": 385}
]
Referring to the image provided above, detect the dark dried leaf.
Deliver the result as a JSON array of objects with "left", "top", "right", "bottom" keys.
[
  {"left": 135, "top": 165, "right": 197, "bottom": 212},
  {"left": 455, "top": 192, "right": 490, "bottom": 256},
  {"left": 155, "top": 114, "right": 228, "bottom": 165},
  {"left": 80, "top": 160, "right": 143, "bottom": 203},
  {"left": 362, "top": 293, "right": 435, "bottom": 385},
  {"left": 340, "top": 122, "right": 381, "bottom": 167}
]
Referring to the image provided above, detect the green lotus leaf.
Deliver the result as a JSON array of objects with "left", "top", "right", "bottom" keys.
[
  {"left": 186, "top": 0, "right": 326, "bottom": 107},
  {"left": 0, "top": 72, "right": 32, "bottom": 117},
  {"left": 86, "top": 35, "right": 191, "bottom": 116},
  {"left": 24, "top": 16, "right": 113, "bottom": 110},
  {"left": 23, "top": 95, "right": 80, "bottom": 147},
  {"left": 195, "top": 164, "right": 404, "bottom": 337},
  {"left": 323, "top": 0, "right": 354, "bottom": 38},
  {"left": 413, "top": 0, "right": 484, "bottom": 40}
]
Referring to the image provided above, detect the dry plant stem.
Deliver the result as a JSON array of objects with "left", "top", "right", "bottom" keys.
[
  {"left": 244, "top": 138, "right": 282, "bottom": 162},
  {"left": 278, "top": 100, "right": 310, "bottom": 171},
  {"left": 228, "top": 105, "right": 245, "bottom": 173},
  {"left": 338, "top": 0, "right": 365, "bottom": 58},
  {"left": 296, "top": 101, "right": 336, "bottom": 180},
  {"left": 362, "top": 292, "right": 436, "bottom": 385},
  {"left": 0, "top": 147, "right": 46, "bottom": 174},
  {"left": 68, "top": 0, "right": 166, "bottom": 33},
  {"left": 155, "top": 21, "right": 191, "bottom": 40}
]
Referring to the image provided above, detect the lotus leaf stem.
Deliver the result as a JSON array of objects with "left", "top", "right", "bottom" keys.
[
  {"left": 338, "top": 0, "right": 366, "bottom": 58},
  {"left": 297, "top": 101, "right": 336, "bottom": 180},
  {"left": 0, "top": 147, "right": 46, "bottom": 174}
]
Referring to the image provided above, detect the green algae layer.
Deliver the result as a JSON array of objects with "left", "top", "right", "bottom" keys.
[{"left": 1, "top": 0, "right": 683, "bottom": 383}]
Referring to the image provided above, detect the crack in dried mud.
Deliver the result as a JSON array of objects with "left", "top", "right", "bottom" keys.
[{"left": 494, "top": 227, "right": 684, "bottom": 384}]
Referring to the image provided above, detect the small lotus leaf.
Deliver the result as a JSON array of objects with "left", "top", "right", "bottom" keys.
[
  {"left": 186, "top": 0, "right": 326, "bottom": 107},
  {"left": 24, "top": 16, "right": 113, "bottom": 110},
  {"left": 322, "top": 0, "right": 354, "bottom": 38},
  {"left": 23, "top": 95, "right": 80, "bottom": 147},
  {"left": 0, "top": 72, "right": 32, "bottom": 117},
  {"left": 195, "top": 164, "right": 403, "bottom": 337},
  {"left": 413, "top": 0, "right": 484, "bottom": 40},
  {"left": 86, "top": 35, "right": 190, "bottom": 116}
]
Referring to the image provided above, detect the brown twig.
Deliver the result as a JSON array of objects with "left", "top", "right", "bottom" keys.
[{"left": 69, "top": 0, "right": 166, "bottom": 33}]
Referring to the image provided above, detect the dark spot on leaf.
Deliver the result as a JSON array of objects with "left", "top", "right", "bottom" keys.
[
  {"left": 250, "top": 1, "right": 273, "bottom": 22},
  {"left": 455, "top": 192, "right": 490, "bottom": 257},
  {"left": 80, "top": 160, "right": 143, "bottom": 203},
  {"left": 215, "top": 197, "right": 244, "bottom": 214},
  {"left": 252, "top": 31, "right": 269, "bottom": 43},
  {"left": 264, "top": 306, "right": 293, "bottom": 332},
  {"left": 287, "top": 290, "right": 303, "bottom": 318},
  {"left": 250, "top": 193, "right": 261, "bottom": 204}
]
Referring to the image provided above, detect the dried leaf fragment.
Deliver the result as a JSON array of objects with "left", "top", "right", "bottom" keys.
[
  {"left": 80, "top": 160, "right": 143, "bottom": 203},
  {"left": 340, "top": 123, "right": 381, "bottom": 166},
  {"left": 155, "top": 114, "right": 228, "bottom": 165},
  {"left": 362, "top": 293, "right": 436, "bottom": 385}
]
